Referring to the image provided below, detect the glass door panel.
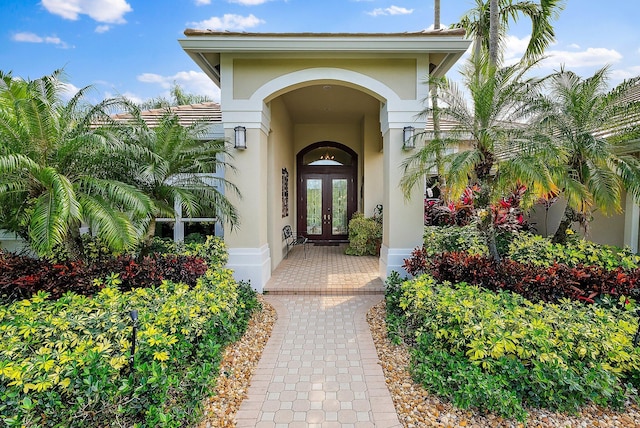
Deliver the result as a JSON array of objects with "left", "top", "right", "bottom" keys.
[
  {"left": 306, "top": 179, "right": 322, "bottom": 235},
  {"left": 299, "top": 169, "right": 355, "bottom": 242},
  {"left": 332, "top": 179, "right": 348, "bottom": 235}
]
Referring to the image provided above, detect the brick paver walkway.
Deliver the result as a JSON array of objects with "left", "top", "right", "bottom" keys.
[
  {"left": 236, "top": 244, "right": 400, "bottom": 427},
  {"left": 264, "top": 244, "right": 384, "bottom": 295}
]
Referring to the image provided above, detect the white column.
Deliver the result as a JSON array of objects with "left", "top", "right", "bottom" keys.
[
  {"left": 224, "top": 124, "right": 272, "bottom": 292},
  {"left": 624, "top": 193, "right": 639, "bottom": 252},
  {"left": 378, "top": 123, "right": 425, "bottom": 280},
  {"left": 173, "top": 197, "right": 185, "bottom": 242}
]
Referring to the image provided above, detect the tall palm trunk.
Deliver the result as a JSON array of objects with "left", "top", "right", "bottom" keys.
[
  {"left": 488, "top": 0, "right": 500, "bottom": 67},
  {"left": 432, "top": 0, "right": 445, "bottom": 188},
  {"left": 551, "top": 205, "right": 587, "bottom": 245},
  {"left": 143, "top": 217, "right": 157, "bottom": 248}
]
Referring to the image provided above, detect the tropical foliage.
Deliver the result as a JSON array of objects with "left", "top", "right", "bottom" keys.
[
  {"left": 117, "top": 106, "right": 240, "bottom": 245},
  {"left": 457, "top": 0, "right": 564, "bottom": 66},
  {"left": 385, "top": 273, "right": 638, "bottom": 421},
  {"left": 0, "top": 70, "right": 239, "bottom": 258},
  {"left": 136, "top": 83, "right": 213, "bottom": 111},
  {"left": 0, "top": 70, "right": 152, "bottom": 257},
  {"left": 401, "top": 59, "right": 558, "bottom": 260},
  {"left": 0, "top": 273, "right": 258, "bottom": 427},
  {"left": 538, "top": 67, "right": 640, "bottom": 243},
  {"left": 0, "top": 236, "right": 259, "bottom": 427},
  {"left": 345, "top": 211, "right": 382, "bottom": 256}
]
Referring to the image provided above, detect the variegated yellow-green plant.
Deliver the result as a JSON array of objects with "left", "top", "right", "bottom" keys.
[
  {"left": 0, "top": 267, "right": 257, "bottom": 427},
  {"left": 388, "top": 273, "right": 640, "bottom": 420}
]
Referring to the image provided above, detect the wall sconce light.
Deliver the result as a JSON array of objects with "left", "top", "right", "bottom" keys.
[
  {"left": 403, "top": 126, "right": 416, "bottom": 150},
  {"left": 234, "top": 126, "right": 247, "bottom": 150}
]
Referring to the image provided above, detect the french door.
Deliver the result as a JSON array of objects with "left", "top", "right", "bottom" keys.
[{"left": 299, "top": 170, "right": 356, "bottom": 242}]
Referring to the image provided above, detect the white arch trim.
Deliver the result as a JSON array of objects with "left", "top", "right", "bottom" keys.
[
  {"left": 222, "top": 67, "right": 424, "bottom": 131},
  {"left": 251, "top": 67, "right": 402, "bottom": 106}
]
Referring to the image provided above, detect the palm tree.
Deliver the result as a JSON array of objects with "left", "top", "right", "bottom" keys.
[
  {"left": 137, "top": 83, "right": 212, "bottom": 111},
  {"left": 538, "top": 66, "right": 640, "bottom": 243},
  {"left": 0, "top": 70, "right": 153, "bottom": 257},
  {"left": 401, "top": 60, "right": 559, "bottom": 260},
  {"left": 119, "top": 106, "right": 240, "bottom": 246},
  {"left": 457, "top": 0, "right": 564, "bottom": 67}
]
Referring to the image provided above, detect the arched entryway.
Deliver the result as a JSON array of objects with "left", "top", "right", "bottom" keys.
[{"left": 297, "top": 142, "right": 358, "bottom": 244}]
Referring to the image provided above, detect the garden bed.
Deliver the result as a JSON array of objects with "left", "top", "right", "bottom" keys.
[
  {"left": 368, "top": 300, "right": 640, "bottom": 427},
  {"left": 0, "top": 237, "right": 264, "bottom": 427},
  {"left": 198, "top": 295, "right": 276, "bottom": 427}
]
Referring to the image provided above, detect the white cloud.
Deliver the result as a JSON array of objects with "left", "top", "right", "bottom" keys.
[
  {"left": 542, "top": 47, "right": 623, "bottom": 69},
  {"left": 228, "top": 0, "right": 270, "bottom": 4},
  {"left": 95, "top": 25, "right": 111, "bottom": 33},
  {"left": 41, "top": 0, "right": 132, "bottom": 24},
  {"left": 568, "top": 43, "right": 581, "bottom": 49},
  {"left": 105, "top": 91, "right": 146, "bottom": 105},
  {"left": 367, "top": 5, "right": 413, "bottom": 17},
  {"left": 12, "top": 32, "right": 70, "bottom": 48},
  {"left": 422, "top": 24, "right": 451, "bottom": 31},
  {"left": 60, "top": 82, "right": 81, "bottom": 100},
  {"left": 188, "top": 14, "right": 265, "bottom": 31},
  {"left": 611, "top": 66, "right": 640, "bottom": 82},
  {"left": 137, "top": 70, "right": 221, "bottom": 102},
  {"left": 195, "top": 0, "right": 211, "bottom": 4},
  {"left": 503, "top": 34, "right": 530, "bottom": 65},
  {"left": 499, "top": 36, "right": 622, "bottom": 70}
]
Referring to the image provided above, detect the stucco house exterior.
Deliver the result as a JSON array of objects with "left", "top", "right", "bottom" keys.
[{"left": 177, "top": 29, "right": 472, "bottom": 291}]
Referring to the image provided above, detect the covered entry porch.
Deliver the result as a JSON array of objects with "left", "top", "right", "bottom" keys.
[{"left": 179, "top": 30, "right": 471, "bottom": 292}]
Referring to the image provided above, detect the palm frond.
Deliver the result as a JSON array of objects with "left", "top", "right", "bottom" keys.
[{"left": 78, "top": 193, "right": 143, "bottom": 252}]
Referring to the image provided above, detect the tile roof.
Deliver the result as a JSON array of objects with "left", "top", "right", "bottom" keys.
[{"left": 113, "top": 102, "right": 222, "bottom": 127}]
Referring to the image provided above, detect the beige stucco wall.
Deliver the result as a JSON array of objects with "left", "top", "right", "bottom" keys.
[
  {"left": 362, "top": 113, "right": 384, "bottom": 217},
  {"left": 233, "top": 57, "right": 417, "bottom": 101},
  {"left": 223, "top": 127, "right": 269, "bottom": 248},
  {"left": 293, "top": 123, "right": 361, "bottom": 155},
  {"left": 382, "top": 127, "right": 424, "bottom": 248},
  {"left": 268, "top": 97, "right": 295, "bottom": 268},
  {"left": 527, "top": 197, "right": 626, "bottom": 248}
]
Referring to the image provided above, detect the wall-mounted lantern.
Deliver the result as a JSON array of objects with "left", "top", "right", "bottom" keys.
[
  {"left": 403, "top": 126, "right": 415, "bottom": 150},
  {"left": 234, "top": 126, "right": 247, "bottom": 150}
]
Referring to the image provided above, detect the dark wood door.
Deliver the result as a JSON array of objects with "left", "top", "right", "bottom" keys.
[{"left": 299, "top": 168, "right": 356, "bottom": 243}]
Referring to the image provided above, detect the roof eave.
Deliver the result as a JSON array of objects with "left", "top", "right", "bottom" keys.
[{"left": 179, "top": 31, "right": 471, "bottom": 55}]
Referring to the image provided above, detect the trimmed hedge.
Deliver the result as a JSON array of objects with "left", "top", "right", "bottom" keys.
[
  {"left": 385, "top": 273, "right": 640, "bottom": 421},
  {"left": 0, "top": 252, "right": 207, "bottom": 302},
  {"left": 0, "top": 237, "right": 228, "bottom": 303},
  {"left": 428, "top": 252, "right": 640, "bottom": 305}
]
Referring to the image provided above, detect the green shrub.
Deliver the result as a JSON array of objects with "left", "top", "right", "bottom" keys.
[
  {"left": 181, "top": 235, "right": 228, "bottom": 270},
  {"left": 345, "top": 212, "right": 382, "bottom": 256},
  {"left": 423, "top": 225, "right": 487, "bottom": 256},
  {"left": 508, "top": 232, "right": 640, "bottom": 270},
  {"left": 389, "top": 274, "right": 639, "bottom": 420},
  {"left": 0, "top": 268, "right": 258, "bottom": 427},
  {"left": 422, "top": 225, "right": 516, "bottom": 257},
  {"left": 148, "top": 235, "right": 228, "bottom": 270}
]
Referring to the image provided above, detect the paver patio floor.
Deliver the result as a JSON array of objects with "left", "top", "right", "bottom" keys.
[{"left": 235, "top": 244, "right": 400, "bottom": 427}]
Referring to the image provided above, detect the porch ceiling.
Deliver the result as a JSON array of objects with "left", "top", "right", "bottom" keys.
[{"left": 279, "top": 84, "right": 380, "bottom": 124}]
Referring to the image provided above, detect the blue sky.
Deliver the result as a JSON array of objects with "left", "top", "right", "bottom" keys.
[{"left": 2, "top": 0, "right": 639, "bottom": 104}]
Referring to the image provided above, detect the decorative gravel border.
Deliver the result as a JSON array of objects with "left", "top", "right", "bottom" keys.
[
  {"left": 198, "top": 296, "right": 277, "bottom": 428},
  {"left": 366, "top": 300, "right": 640, "bottom": 428},
  {"left": 195, "top": 295, "right": 640, "bottom": 427}
]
